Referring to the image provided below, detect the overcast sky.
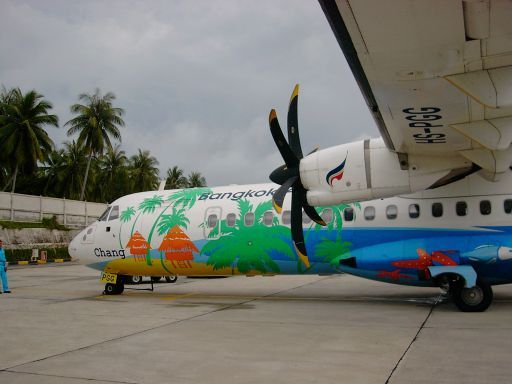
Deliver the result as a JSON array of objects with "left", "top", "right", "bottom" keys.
[{"left": 0, "top": 0, "right": 377, "bottom": 187}]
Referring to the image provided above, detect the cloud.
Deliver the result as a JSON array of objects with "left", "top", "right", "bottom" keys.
[{"left": 0, "top": 0, "right": 378, "bottom": 186}]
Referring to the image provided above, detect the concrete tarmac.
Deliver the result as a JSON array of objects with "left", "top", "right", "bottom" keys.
[{"left": 1, "top": 264, "right": 511, "bottom": 384}]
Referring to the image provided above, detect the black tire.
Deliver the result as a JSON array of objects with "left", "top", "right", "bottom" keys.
[
  {"left": 452, "top": 279, "right": 493, "bottom": 312},
  {"left": 151, "top": 276, "right": 162, "bottom": 282},
  {"left": 165, "top": 275, "right": 178, "bottom": 283},
  {"left": 104, "top": 282, "right": 124, "bottom": 295}
]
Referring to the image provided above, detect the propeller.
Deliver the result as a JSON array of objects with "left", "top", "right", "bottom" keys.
[{"left": 269, "top": 84, "right": 326, "bottom": 268}]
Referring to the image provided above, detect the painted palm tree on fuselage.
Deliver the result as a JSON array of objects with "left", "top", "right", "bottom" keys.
[{"left": 202, "top": 199, "right": 293, "bottom": 274}]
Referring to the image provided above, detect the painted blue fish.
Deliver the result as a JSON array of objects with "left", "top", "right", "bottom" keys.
[{"left": 462, "top": 245, "right": 512, "bottom": 264}]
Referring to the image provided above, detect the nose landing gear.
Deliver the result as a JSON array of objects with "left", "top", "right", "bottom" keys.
[{"left": 104, "top": 281, "right": 125, "bottom": 295}]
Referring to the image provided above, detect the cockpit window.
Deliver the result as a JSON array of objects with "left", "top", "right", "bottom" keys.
[
  {"left": 98, "top": 207, "right": 111, "bottom": 221},
  {"left": 108, "top": 206, "right": 119, "bottom": 221}
]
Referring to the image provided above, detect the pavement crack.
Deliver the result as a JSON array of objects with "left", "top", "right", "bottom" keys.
[
  {"left": 2, "top": 370, "right": 139, "bottom": 384},
  {"left": 384, "top": 293, "right": 440, "bottom": 384},
  {"left": 3, "top": 278, "right": 328, "bottom": 373}
]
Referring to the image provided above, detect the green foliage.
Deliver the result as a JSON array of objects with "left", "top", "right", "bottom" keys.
[
  {"left": 0, "top": 87, "right": 58, "bottom": 193},
  {"left": 187, "top": 171, "right": 207, "bottom": 187},
  {"left": 157, "top": 207, "right": 189, "bottom": 235},
  {"left": 65, "top": 88, "right": 125, "bottom": 201},
  {"left": 138, "top": 195, "right": 164, "bottom": 214},
  {"left": 167, "top": 187, "right": 212, "bottom": 210},
  {"left": 0, "top": 85, "right": 210, "bottom": 203},
  {"left": 202, "top": 199, "right": 293, "bottom": 273},
  {"left": 4, "top": 247, "right": 71, "bottom": 263},
  {"left": 165, "top": 166, "right": 188, "bottom": 189},
  {"left": 0, "top": 218, "right": 69, "bottom": 230}
]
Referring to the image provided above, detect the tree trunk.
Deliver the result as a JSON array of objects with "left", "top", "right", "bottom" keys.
[
  {"left": 80, "top": 152, "right": 93, "bottom": 201},
  {"left": 10, "top": 164, "right": 18, "bottom": 194}
]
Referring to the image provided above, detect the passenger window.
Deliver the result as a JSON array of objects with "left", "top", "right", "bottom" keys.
[
  {"left": 409, "top": 204, "right": 420, "bottom": 219},
  {"left": 108, "top": 206, "right": 119, "bottom": 221},
  {"left": 344, "top": 207, "right": 354, "bottom": 221},
  {"left": 226, "top": 213, "right": 236, "bottom": 227},
  {"left": 364, "top": 206, "right": 375, "bottom": 221},
  {"left": 98, "top": 207, "right": 111, "bottom": 221},
  {"left": 282, "top": 210, "right": 291, "bottom": 225},
  {"left": 321, "top": 208, "right": 333, "bottom": 223},
  {"left": 302, "top": 211, "right": 312, "bottom": 224},
  {"left": 456, "top": 201, "right": 467, "bottom": 216},
  {"left": 207, "top": 214, "right": 218, "bottom": 228},
  {"left": 480, "top": 200, "right": 491, "bottom": 215},
  {"left": 244, "top": 212, "right": 255, "bottom": 227},
  {"left": 263, "top": 211, "right": 274, "bottom": 226},
  {"left": 504, "top": 199, "right": 512, "bottom": 214},
  {"left": 386, "top": 205, "right": 398, "bottom": 220},
  {"left": 432, "top": 203, "right": 443, "bottom": 218}
]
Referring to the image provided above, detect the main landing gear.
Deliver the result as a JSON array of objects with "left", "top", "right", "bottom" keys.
[
  {"left": 439, "top": 274, "right": 493, "bottom": 312},
  {"left": 451, "top": 278, "right": 493, "bottom": 312}
]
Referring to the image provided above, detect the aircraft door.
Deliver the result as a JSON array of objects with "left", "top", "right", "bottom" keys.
[{"left": 204, "top": 207, "right": 222, "bottom": 240}]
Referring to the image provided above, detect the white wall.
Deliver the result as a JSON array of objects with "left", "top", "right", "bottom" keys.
[{"left": 0, "top": 192, "right": 107, "bottom": 227}]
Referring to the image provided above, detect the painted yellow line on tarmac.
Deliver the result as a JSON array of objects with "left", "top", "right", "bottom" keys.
[{"left": 161, "top": 292, "right": 200, "bottom": 301}]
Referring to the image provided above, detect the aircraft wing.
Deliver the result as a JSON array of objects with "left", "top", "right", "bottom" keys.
[{"left": 319, "top": 0, "right": 512, "bottom": 177}]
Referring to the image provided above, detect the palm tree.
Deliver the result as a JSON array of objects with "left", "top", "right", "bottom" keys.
[
  {"left": 129, "top": 194, "right": 164, "bottom": 266},
  {"left": 156, "top": 206, "right": 190, "bottom": 235},
  {"left": 65, "top": 88, "right": 124, "bottom": 201},
  {"left": 129, "top": 149, "right": 160, "bottom": 192},
  {"left": 202, "top": 199, "right": 293, "bottom": 274},
  {"left": 165, "top": 166, "right": 188, "bottom": 189},
  {"left": 187, "top": 171, "right": 206, "bottom": 187},
  {"left": 97, "top": 144, "right": 128, "bottom": 202},
  {"left": 118, "top": 206, "right": 136, "bottom": 247},
  {"left": 51, "top": 141, "right": 89, "bottom": 199},
  {"left": 0, "top": 88, "right": 58, "bottom": 193},
  {"left": 167, "top": 187, "right": 212, "bottom": 210}
]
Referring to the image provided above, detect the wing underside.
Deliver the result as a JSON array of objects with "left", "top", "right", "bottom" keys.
[{"left": 319, "top": 0, "right": 512, "bottom": 179}]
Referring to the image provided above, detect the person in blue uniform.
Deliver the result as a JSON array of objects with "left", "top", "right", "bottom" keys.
[{"left": 0, "top": 239, "right": 10, "bottom": 293}]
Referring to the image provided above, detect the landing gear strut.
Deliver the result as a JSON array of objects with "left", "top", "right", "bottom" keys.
[
  {"left": 451, "top": 278, "right": 493, "bottom": 312},
  {"left": 104, "top": 281, "right": 125, "bottom": 295}
]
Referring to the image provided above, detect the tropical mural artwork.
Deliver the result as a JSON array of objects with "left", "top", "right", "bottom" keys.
[
  {"left": 115, "top": 187, "right": 357, "bottom": 276},
  {"left": 202, "top": 199, "right": 293, "bottom": 274},
  {"left": 158, "top": 226, "right": 198, "bottom": 268},
  {"left": 126, "top": 231, "right": 151, "bottom": 262}
]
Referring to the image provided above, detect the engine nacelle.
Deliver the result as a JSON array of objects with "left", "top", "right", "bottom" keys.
[{"left": 301, "top": 138, "right": 472, "bottom": 206}]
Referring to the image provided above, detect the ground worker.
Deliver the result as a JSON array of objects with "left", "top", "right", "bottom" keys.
[{"left": 0, "top": 239, "right": 11, "bottom": 293}]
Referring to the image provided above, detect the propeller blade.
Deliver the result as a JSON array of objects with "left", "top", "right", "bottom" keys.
[
  {"left": 269, "top": 164, "right": 290, "bottom": 185},
  {"left": 302, "top": 196, "right": 326, "bottom": 226},
  {"left": 287, "top": 84, "right": 303, "bottom": 159},
  {"left": 291, "top": 188, "right": 310, "bottom": 268},
  {"left": 272, "top": 176, "right": 297, "bottom": 214},
  {"left": 269, "top": 109, "right": 299, "bottom": 168}
]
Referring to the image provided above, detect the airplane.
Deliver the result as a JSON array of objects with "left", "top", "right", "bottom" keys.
[{"left": 68, "top": 0, "right": 512, "bottom": 312}]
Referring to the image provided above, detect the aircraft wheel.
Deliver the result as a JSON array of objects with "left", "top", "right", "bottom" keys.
[
  {"left": 105, "top": 282, "right": 124, "bottom": 295},
  {"left": 452, "top": 279, "right": 493, "bottom": 312},
  {"left": 151, "top": 276, "right": 162, "bottom": 282},
  {"left": 130, "top": 275, "right": 143, "bottom": 284},
  {"left": 165, "top": 275, "right": 178, "bottom": 283}
]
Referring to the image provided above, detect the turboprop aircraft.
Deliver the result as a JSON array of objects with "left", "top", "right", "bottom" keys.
[{"left": 68, "top": 0, "right": 512, "bottom": 312}]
